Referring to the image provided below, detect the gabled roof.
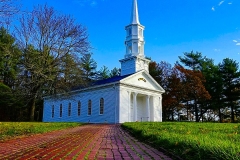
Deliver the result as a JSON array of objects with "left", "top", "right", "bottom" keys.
[
  {"left": 45, "top": 71, "right": 163, "bottom": 100},
  {"left": 71, "top": 73, "right": 133, "bottom": 91},
  {"left": 120, "top": 70, "right": 165, "bottom": 93},
  {"left": 72, "top": 70, "right": 165, "bottom": 93}
]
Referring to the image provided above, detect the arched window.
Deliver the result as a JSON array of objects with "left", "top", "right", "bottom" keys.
[
  {"left": 60, "top": 104, "right": 62, "bottom": 117},
  {"left": 88, "top": 100, "right": 92, "bottom": 115},
  {"left": 100, "top": 98, "right": 104, "bottom": 115},
  {"left": 78, "top": 101, "right": 81, "bottom": 116},
  {"left": 68, "top": 103, "right": 71, "bottom": 116},
  {"left": 52, "top": 105, "right": 54, "bottom": 118}
]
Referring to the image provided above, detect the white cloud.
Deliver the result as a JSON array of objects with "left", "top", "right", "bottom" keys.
[
  {"left": 228, "top": 2, "right": 232, "bottom": 5},
  {"left": 219, "top": 1, "right": 224, "bottom": 6},
  {"left": 74, "top": 0, "right": 101, "bottom": 7},
  {"left": 211, "top": 7, "right": 215, "bottom": 11},
  {"left": 233, "top": 40, "right": 238, "bottom": 43},
  {"left": 214, "top": 49, "right": 221, "bottom": 52},
  {"left": 236, "top": 43, "right": 240, "bottom": 46}
]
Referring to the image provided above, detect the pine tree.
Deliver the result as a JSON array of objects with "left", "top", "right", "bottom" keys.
[
  {"left": 0, "top": 27, "right": 20, "bottom": 87},
  {"left": 219, "top": 58, "right": 240, "bottom": 123}
]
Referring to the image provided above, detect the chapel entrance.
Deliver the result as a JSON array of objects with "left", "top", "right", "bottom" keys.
[{"left": 129, "top": 93, "right": 153, "bottom": 122}]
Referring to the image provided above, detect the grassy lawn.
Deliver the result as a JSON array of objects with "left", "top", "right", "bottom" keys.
[
  {"left": 122, "top": 122, "right": 240, "bottom": 160},
  {"left": 0, "top": 122, "right": 83, "bottom": 140}
]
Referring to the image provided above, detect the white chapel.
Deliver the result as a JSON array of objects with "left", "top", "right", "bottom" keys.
[{"left": 42, "top": 0, "right": 165, "bottom": 123}]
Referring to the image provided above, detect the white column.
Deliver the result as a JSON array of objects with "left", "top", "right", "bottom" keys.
[
  {"left": 152, "top": 96, "right": 156, "bottom": 121},
  {"left": 133, "top": 92, "right": 138, "bottom": 121},
  {"left": 159, "top": 94, "right": 163, "bottom": 122},
  {"left": 146, "top": 95, "right": 150, "bottom": 121},
  {"left": 128, "top": 91, "right": 131, "bottom": 122}
]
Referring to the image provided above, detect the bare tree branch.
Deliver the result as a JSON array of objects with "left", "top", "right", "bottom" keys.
[{"left": 0, "top": 0, "right": 20, "bottom": 26}]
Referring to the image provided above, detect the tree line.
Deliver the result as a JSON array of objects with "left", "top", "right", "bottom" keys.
[{"left": 149, "top": 51, "right": 240, "bottom": 123}]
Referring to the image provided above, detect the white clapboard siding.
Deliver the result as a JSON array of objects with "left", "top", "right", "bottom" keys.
[{"left": 43, "top": 85, "right": 119, "bottom": 123}]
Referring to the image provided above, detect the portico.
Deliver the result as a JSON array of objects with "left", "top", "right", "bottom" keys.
[{"left": 128, "top": 92, "right": 162, "bottom": 122}]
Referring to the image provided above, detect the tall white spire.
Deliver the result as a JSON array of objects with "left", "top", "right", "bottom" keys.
[
  {"left": 120, "top": 0, "right": 150, "bottom": 76},
  {"left": 131, "top": 0, "right": 140, "bottom": 24}
]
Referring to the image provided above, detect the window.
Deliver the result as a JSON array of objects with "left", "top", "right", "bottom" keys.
[
  {"left": 139, "top": 28, "right": 143, "bottom": 36},
  {"left": 88, "top": 100, "right": 92, "bottom": 115},
  {"left": 78, "top": 101, "right": 81, "bottom": 116},
  {"left": 128, "top": 28, "right": 131, "bottom": 35},
  {"left": 60, "top": 104, "right": 62, "bottom": 117},
  {"left": 100, "top": 98, "right": 104, "bottom": 115},
  {"left": 68, "top": 103, "right": 71, "bottom": 116},
  {"left": 128, "top": 47, "right": 132, "bottom": 53},
  {"left": 52, "top": 105, "right": 54, "bottom": 118}
]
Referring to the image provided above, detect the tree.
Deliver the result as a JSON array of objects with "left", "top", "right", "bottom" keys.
[
  {"left": 149, "top": 61, "right": 162, "bottom": 84},
  {"left": 176, "top": 65, "right": 211, "bottom": 122},
  {"left": 219, "top": 58, "right": 240, "bottom": 123},
  {"left": 201, "top": 58, "right": 224, "bottom": 122},
  {"left": 15, "top": 5, "right": 90, "bottom": 121},
  {"left": 163, "top": 66, "right": 185, "bottom": 121},
  {"left": 0, "top": 27, "right": 20, "bottom": 87},
  {"left": 98, "top": 66, "right": 110, "bottom": 80},
  {"left": 149, "top": 61, "right": 171, "bottom": 89},
  {"left": 149, "top": 61, "right": 179, "bottom": 120},
  {"left": 109, "top": 67, "right": 120, "bottom": 78},
  {"left": 0, "top": 0, "right": 20, "bottom": 26},
  {"left": 178, "top": 51, "right": 204, "bottom": 70},
  {"left": 0, "top": 82, "right": 14, "bottom": 120},
  {"left": 52, "top": 53, "right": 86, "bottom": 93},
  {"left": 80, "top": 53, "right": 97, "bottom": 82}
]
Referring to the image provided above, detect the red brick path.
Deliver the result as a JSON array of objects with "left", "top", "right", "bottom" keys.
[{"left": 0, "top": 124, "right": 172, "bottom": 160}]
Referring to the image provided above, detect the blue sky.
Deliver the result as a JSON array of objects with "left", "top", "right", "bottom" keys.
[{"left": 19, "top": 0, "right": 240, "bottom": 70}]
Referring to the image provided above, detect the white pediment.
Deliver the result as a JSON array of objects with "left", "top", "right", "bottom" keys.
[{"left": 120, "top": 70, "right": 165, "bottom": 92}]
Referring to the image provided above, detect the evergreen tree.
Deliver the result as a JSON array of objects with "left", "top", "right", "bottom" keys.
[
  {"left": 0, "top": 82, "right": 14, "bottom": 121},
  {"left": 109, "top": 67, "right": 120, "bottom": 77},
  {"left": 219, "top": 58, "right": 240, "bottom": 123},
  {"left": 201, "top": 58, "right": 224, "bottom": 122},
  {"left": 98, "top": 66, "right": 110, "bottom": 80},
  {"left": 178, "top": 51, "right": 204, "bottom": 70},
  {"left": 0, "top": 27, "right": 20, "bottom": 87},
  {"left": 80, "top": 53, "right": 97, "bottom": 82}
]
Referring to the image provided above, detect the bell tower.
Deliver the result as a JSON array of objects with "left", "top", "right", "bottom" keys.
[{"left": 120, "top": 0, "right": 150, "bottom": 76}]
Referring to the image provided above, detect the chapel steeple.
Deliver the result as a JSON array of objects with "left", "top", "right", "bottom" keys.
[
  {"left": 120, "top": 0, "right": 150, "bottom": 76},
  {"left": 125, "top": 0, "right": 145, "bottom": 58},
  {"left": 131, "top": 0, "right": 140, "bottom": 24}
]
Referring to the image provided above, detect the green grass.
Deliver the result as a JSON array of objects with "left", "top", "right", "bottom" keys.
[
  {"left": 122, "top": 122, "right": 240, "bottom": 160},
  {"left": 0, "top": 122, "right": 83, "bottom": 140}
]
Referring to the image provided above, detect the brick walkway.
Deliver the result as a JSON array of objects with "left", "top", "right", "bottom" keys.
[{"left": 0, "top": 124, "right": 172, "bottom": 160}]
